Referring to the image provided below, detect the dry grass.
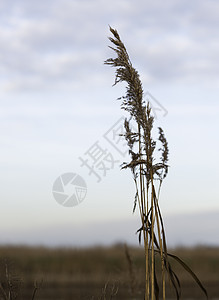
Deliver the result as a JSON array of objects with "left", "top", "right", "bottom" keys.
[
  {"left": 104, "top": 26, "right": 208, "bottom": 299},
  {"left": 0, "top": 245, "right": 218, "bottom": 299}
]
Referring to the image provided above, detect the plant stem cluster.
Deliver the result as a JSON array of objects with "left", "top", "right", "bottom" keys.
[{"left": 105, "top": 26, "right": 208, "bottom": 300}]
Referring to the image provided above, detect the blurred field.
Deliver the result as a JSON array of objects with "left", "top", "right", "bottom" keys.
[{"left": 0, "top": 245, "right": 218, "bottom": 299}]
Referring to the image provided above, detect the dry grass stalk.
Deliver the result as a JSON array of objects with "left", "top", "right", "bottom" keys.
[
  {"left": 96, "top": 282, "right": 118, "bottom": 300},
  {"left": 105, "top": 26, "right": 208, "bottom": 300},
  {"left": 0, "top": 260, "right": 42, "bottom": 300},
  {"left": 124, "top": 244, "right": 136, "bottom": 296}
]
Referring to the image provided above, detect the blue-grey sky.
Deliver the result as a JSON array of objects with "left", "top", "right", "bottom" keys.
[{"left": 1, "top": 0, "right": 219, "bottom": 247}]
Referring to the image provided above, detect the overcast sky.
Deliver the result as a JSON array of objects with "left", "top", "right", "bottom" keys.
[{"left": 1, "top": 0, "right": 219, "bottom": 247}]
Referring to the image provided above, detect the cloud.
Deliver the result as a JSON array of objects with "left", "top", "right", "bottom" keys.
[{"left": 0, "top": 0, "right": 219, "bottom": 93}]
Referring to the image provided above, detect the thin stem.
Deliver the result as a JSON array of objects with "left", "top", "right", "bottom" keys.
[
  {"left": 153, "top": 187, "right": 166, "bottom": 300},
  {"left": 150, "top": 179, "right": 155, "bottom": 300},
  {"left": 146, "top": 187, "right": 150, "bottom": 297},
  {"left": 138, "top": 124, "right": 149, "bottom": 300}
]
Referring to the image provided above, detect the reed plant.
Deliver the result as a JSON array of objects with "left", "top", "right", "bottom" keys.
[
  {"left": 105, "top": 26, "right": 208, "bottom": 300},
  {"left": 0, "top": 260, "right": 41, "bottom": 300}
]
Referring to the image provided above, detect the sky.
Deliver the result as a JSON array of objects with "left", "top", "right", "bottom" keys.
[{"left": 0, "top": 0, "right": 219, "bottom": 247}]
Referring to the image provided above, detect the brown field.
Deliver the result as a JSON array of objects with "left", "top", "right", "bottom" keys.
[{"left": 0, "top": 245, "right": 218, "bottom": 299}]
